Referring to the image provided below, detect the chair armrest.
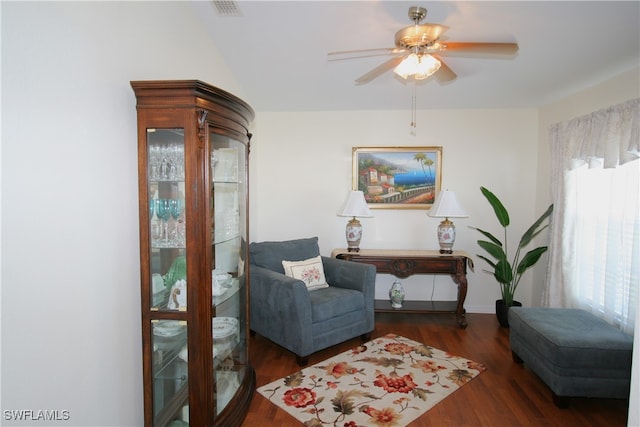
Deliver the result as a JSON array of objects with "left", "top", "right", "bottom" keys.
[
  {"left": 322, "top": 256, "right": 376, "bottom": 293},
  {"left": 249, "top": 265, "right": 314, "bottom": 356}
]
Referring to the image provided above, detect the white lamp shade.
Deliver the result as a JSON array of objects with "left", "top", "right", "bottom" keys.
[
  {"left": 428, "top": 190, "right": 468, "bottom": 218},
  {"left": 339, "top": 190, "right": 372, "bottom": 218}
]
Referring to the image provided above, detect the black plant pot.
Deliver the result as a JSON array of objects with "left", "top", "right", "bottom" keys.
[{"left": 495, "top": 299, "right": 522, "bottom": 328}]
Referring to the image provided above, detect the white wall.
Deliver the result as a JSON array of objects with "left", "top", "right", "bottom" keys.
[
  {"left": 1, "top": 2, "right": 245, "bottom": 426},
  {"left": 250, "top": 108, "right": 539, "bottom": 311}
]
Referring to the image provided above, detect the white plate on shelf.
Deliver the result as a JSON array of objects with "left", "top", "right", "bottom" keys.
[
  {"left": 212, "top": 317, "right": 238, "bottom": 339},
  {"left": 154, "top": 320, "right": 185, "bottom": 337}
]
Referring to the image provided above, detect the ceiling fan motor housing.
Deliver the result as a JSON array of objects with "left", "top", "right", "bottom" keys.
[
  {"left": 395, "top": 6, "right": 448, "bottom": 49},
  {"left": 408, "top": 6, "right": 427, "bottom": 22},
  {"left": 395, "top": 24, "right": 449, "bottom": 49}
]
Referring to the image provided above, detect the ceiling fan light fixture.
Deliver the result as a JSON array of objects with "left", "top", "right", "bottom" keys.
[
  {"left": 393, "top": 53, "right": 420, "bottom": 79},
  {"left": 394, "top": 53, "right": 441, "bottom": 80},
  {"left": 415, "top": 54, "right": 441, "bottom": 80}
]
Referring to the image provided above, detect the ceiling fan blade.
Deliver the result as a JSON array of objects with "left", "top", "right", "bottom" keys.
[
  {"left": 328, "top": 47, "right": 404, "bottom": 57},
  {"left": 328, "top": 49, "right": 407, "bottom": 62},
  {"left": 354, "top": 56, "right": 405, "bottom": 85},
  {"left": 440, "top": 42, "right": 519, "bottom": 55},
  {"left": 434, "top": 57, "right": 457, "bottom": 82}
]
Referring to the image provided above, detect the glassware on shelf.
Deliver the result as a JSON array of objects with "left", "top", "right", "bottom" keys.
[
  {"left": 150, "top": 198, "right": 162, "bottom": 245},
  {"left": 149, "top": 144, "right": 161, "bottom": 181},
  {"left": 155, "top": 199, "right": 171, "bottom": 247},
  {"left": 169, "top": 199, "right": 185, "bottom": 247},
  {"left": 149, "top": 197, "right": 155, "bottom": 218},
  {"left": 211, "top": 148, "right": 238, "bottom": 182},
  {"left": 149, "top": 143, "right": 185, "bottom": 181},
  {"left": 150, "top": 198, "right": 185, "bottom": 248}
]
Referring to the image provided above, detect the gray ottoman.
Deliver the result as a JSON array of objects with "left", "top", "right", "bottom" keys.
[{"left": 509, "top": 307, "right": 633, "bottom": 407}]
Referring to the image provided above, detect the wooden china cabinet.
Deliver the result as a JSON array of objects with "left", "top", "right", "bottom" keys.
[{"left": 131, "top": 80, "right": 255, "bottom": 426}]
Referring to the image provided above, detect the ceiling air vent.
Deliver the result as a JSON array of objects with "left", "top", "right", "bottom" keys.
[{"left": 212, "top": 1, "right": 242, "bottom": 17}]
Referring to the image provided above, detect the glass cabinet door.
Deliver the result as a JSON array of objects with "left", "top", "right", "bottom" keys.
[
  {"left": 209, "top": 131, "right": 248, "bottom": 415},
  {"left": 147, "top": 128, "right": 189, "bottom": 425}
]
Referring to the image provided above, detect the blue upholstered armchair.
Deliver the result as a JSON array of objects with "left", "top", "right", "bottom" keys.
[{"left": 249, "top": 237, "right": 376, "bottom": 365}]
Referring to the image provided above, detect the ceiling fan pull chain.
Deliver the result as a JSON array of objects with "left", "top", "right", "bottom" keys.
[{"left": 411, "top": 82, "right": 417, "bottom": 128}]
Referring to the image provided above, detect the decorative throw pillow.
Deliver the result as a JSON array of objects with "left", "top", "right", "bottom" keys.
[{"left": 282, "top": 256, "right": 329, "bottom": 291}]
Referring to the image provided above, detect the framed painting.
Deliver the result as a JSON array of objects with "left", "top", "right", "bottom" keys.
[{"left": 352, "top": 146, "right": 442, "bottom": 209}]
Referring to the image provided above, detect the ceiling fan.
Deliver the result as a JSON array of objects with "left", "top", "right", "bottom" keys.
[{"left": 328, "top": 6, "right": 519, "bottom": 85}]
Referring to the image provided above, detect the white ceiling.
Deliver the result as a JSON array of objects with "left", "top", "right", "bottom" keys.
[{"left": 192, "top": 1, "right": 640, "bottom": 112}]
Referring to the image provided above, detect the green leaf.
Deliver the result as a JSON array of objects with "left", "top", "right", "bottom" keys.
[
  {"left": 331, "top": 390, "right": 356, "bottom": 415},
  {"left": 412, "top": 387, "right": 433, "bottom": 401},
  {"left": 519, "top": 204, "right": 553, "bottom": 248},
  {"left": 331, "top": 390, "right": 371, "bottom": 415},
  {"left": 494, "top": 259, "right": 513, "bottom": 284},
  {"left": 470, "top": 227, "right": 503, "bottom": 247},
  {"left": 516, "top": 247, "right": 548, "bottom": 274},
  {"left": 355, "top": 357, "right": 403, "bottom": 368},
  {"left": 480, "top": 186, "right": 510, "bottom": 227},
  {"left": 414, "top": 345, "right": 434, "bottom": 358},
  {"left": 477, "top": 240, "right": 507, "bottom": 262},
  {"left": 283, "top": 371, "right": 304, "bottom": 387},
  {"left": 477, "top": 255, "right": 497, "bottom": 270}
]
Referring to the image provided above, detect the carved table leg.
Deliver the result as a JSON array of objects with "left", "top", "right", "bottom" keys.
[{"left": 451, "top": 271, "right": 468, "bottom": 329}]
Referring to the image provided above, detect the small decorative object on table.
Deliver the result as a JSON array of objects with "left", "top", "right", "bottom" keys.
[{"left": 389, "top": 280, "right": 405, "bottom": 308}]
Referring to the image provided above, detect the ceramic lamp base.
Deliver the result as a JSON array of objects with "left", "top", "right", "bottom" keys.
[
  {"left": 437, "top": 218, "right": 456, "bottom": 254},
  {"left": 346, "top": 217, "right": 362, "bottom": 252}
]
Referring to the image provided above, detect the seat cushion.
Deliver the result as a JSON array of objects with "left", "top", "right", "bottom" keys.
[
  {"left": 509, "top": 307, "right": 633, "bottom": 371},
  {"left": 250, "top": 237, "right": 320, "bottom": 274},
  {"left": 308, "top": 286, "right": 364, "bottom": 323}
]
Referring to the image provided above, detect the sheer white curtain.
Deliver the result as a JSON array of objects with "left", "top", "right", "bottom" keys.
[{"left": 544, "top": 98, "right": 639, "bottom": 334}]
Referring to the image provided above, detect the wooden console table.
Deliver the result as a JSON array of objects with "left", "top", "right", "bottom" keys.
[{"left": 331, "top": 249, "right": 472, "bottom": 328}]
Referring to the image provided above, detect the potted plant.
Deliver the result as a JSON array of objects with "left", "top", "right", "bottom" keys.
[{"left": 472, "top": 186, "right": 553, "bottom": 327}]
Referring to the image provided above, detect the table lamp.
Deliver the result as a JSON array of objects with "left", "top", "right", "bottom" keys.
[
  {"left": 428, "top": 190, "right": 468, "bottom": 254},
  {"left": 338, "top": 190, "right": 372, "bottom": 252}
]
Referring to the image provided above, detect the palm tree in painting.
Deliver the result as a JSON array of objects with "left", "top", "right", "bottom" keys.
[
  {"left": 414, "top": 153, "right": 427, "bottom": 182},
  {"left": 413, "top": 153, "right": 434, "bottom": 185},
  {"left": 423, "top": 157, "right": 434, "bottom": 186}
]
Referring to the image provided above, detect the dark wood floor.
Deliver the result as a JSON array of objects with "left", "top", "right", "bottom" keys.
[{"left": 242, "top": 312, "right": 629, "bottom": 426}]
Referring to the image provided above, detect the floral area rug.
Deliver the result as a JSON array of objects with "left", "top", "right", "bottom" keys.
[{"left": 257, "top": 333, "right": 486, "bottom": 426}]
